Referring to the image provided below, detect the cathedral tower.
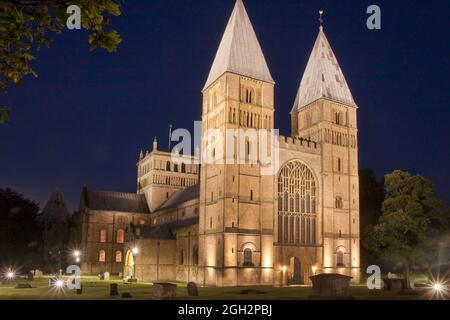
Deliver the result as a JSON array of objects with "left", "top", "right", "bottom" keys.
[
  {"left": 199, "top": 0, "right": 275, "bottom": 286},
  {"left": 291, "top": 23, "right": 360, "bottom": 279}
]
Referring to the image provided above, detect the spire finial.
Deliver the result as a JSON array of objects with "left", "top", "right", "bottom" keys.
[
  {"left": 153, "top": 137, "right": 158, "bottom": 152},
  {"left": 319, "top": 10, "right": 324, "bottom": 31}
]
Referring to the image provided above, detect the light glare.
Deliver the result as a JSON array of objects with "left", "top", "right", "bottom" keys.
[{"left": 433, "top": 283, "right": 444, "bottom": 292}]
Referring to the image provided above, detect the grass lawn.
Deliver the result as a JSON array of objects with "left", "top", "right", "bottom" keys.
[{"left": 0, "top": 276, "right": 432, "bottom": 300}]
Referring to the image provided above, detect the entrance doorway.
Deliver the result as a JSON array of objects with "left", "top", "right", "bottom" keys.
[
  {"left": 124, "top": 250, "right": 134, "bottom": 279},
  {"left": 288, "top": 257, "right": 303, "bottom": 285}
]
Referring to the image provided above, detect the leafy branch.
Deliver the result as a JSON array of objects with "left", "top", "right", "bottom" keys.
[{"left": 0, "top": 0, "right": 123, "bottom": 123}]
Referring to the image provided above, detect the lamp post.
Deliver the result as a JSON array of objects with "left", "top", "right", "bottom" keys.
[
  {"left": 282, "top": 266, "right": 287, "bottom": 287},
  {"left": 73, "top": 250, "right": 81, "bottom": 264},
  {"left": 312, "top": 265, "right": 317, "bottom": 276}
]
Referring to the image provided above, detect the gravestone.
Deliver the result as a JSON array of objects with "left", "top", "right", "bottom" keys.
[
  {"left": 27, "top": 272, "right": 34, "bottom": 281},
  {"left": 187, "top": 282, "right": 198, "bottom": 297},
  {"left": 384, "top": 278, "right": 409, "bottom": 291},
  {"left": 387, "top": 272, "right": 399, "bottom": 279},
  {"left": 153, "top": 283, "right": 177, "bottom": 300},
  {"left": 110, "top": 283, "right": 119, "bottom": 296},
  {"left": 121, "top": 292, "right": 132, "bottom": 299},
  {"left": 33, "top": 270, "right": 43, "bottom": 278},
  {"left": 309, "top": 274, "right": 353, "bottom": 300},
  {"left": 104, "top": 272, "right": 110, "bottom": 281}
]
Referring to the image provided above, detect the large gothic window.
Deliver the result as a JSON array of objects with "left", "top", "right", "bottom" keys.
[{"left": 277, "top": 161, "right": 317, "bottom": 245}]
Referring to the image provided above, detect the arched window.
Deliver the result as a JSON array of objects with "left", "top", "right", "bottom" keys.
[
  {"left": 277, "top": 161, "right": 317, "bottom": 245},
  {"left": 335, "top": 196, "right": 343, "bottom": 209},
  {"left": 181, "top": 163, "right": 186, "bottom": 173},
  {"left": 243, "top": 248, "right": 253, "bottom": 267},
  {"left": 192, "top": 247, "right": 199, "bottom": 265},
  {"left": 138, "top": 218, "right": 145, "bottom": 225},
  {"left": 166, "top": 161, "right": 171, "bottom": 171},
  {"left": 337, "top": 251, "right": 345, "bottom": 267},
  {"left": 99, "top": 229, "right": 107, "bottom": 243},
  {"left": 98, "top": 250, "right": 106, "bottom": 262},
  {"left": 116, "top": 229, "right": 125, "bottom": 244},
  {"left": 115, "top": 250, "right": 122, "bottom": 263},
  {"left": 174, "top": 164, "right": 179, "bottom": 172},
  {"left": 245, "top": 87, "right": 254, "bottom": 104}
]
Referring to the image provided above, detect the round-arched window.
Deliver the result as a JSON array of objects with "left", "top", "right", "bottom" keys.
[{"left": 243, "top": 248, "right": 253, "bottom": 267}]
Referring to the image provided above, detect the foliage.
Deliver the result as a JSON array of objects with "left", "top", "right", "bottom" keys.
[
  {"left": 0, "top": 0, "right": 122, "bottom": 122},
  {"left": 359, "top": 168, "right": 385, "bottom": 268},
  {"left": 364, "top": 170, "right": 450, "bottom": 282},
  {"left": 0, "top": 188, "right": 42, "bottom": 269}
]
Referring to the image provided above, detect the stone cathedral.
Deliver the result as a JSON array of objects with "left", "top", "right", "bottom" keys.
[{"left": 72, "top": 0, "right": 360, "bottom": 287}]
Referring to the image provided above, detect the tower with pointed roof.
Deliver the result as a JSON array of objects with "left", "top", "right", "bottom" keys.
[
  {"left": 290, "top": 18, "right": 360, "bottom": 277},
  {"left": 40, "top": 189, "right": 71, "bottom": 272},
  {"left": 199, "top": 0, "right": 275, "bottom": 286}
]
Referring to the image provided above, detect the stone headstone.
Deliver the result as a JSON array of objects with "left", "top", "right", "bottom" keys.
[
  {"left": 27, "top": 272, "right": 34, "bottom": 281},
  {"left": 387, "top": 272, "right": 399, "bottom": 279},
  {"left": 153, "top": 283, "right": 177, "bottom": 300},
  {"left": 33, "top": 270, "right": 43, "bottom": 277},
  {"left": 98, "top": 272, "right": 104, "bottom": 280},
  {"left": 187, "top": 282, "right": 198, "bottom": 297},
  {"left": 121, "top": 292, "right": 132, "bottom": 299},
  {"left": 384, "top": 278, "right": 407, "bottom": 291},
  {"left": 15, "top": 283, "right": 32, "bottom": 289},
  {"left": 118, "top": 272, "right": 122, "bottom": 278},
  {"left": 309, "top": 274, "right": 353, "bottom": 300},
  {"left": 110, "top": 283, "right": 119, "bottom": 296},
  {"left": 104, "top": 272, "right": 110, "bottom": 281}
]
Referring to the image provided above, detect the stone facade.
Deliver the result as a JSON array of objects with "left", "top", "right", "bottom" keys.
[
  {"left": 71, "top": 188, "right": 151, "bottom": 275},
  {"left": 74, "top": 0, "right": 361, "bottom": 287}
]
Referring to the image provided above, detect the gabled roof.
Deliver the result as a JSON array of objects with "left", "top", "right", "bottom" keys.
[
  {"left": 292, "top": 27, "right": 356, "bottom": 112},
  {"left": 39, "top": 189, "right": 70, "bottom": 224},
  {"left": 81, "top": 187, "right": 150, "bottom": 214},
  {"left": 157, "top": 184, "right": 199, "bottom": 211},
  {"left": 139, "top": 217, "right": 199, "bottom": 240},
  {"left": 203, "top": 0, "right": 274, "bottom": 91}
]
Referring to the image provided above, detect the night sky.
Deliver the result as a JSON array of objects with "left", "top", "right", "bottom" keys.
[{"left": 0, "top": 0, "right": 449, "bottom": 212}]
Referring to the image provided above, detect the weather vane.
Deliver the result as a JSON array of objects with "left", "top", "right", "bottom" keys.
[{"left": 319, "top": 10, "right": 324, "bottom": 29}]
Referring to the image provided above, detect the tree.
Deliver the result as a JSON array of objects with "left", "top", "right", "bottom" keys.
[
  {"left": 364, "top": 170, "right": 450, "bottom": 288},
  {"left": 359, "top": 168, "right": 384, "bottom": 268},
  {"left": 0, "top": 0, "right": 122, "bottom": 124},
  {"left": 0, "top": 188, "right": 42, "bottom": 270}
]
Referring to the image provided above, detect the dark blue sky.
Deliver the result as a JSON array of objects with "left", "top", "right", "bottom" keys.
[{"left": 1, "top": 0, "right": 449, "bottom": 212}]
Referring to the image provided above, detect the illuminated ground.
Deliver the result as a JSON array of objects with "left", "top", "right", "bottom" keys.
[{"left": 0, "top": 276, "right": 435, "bottom": 300}]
